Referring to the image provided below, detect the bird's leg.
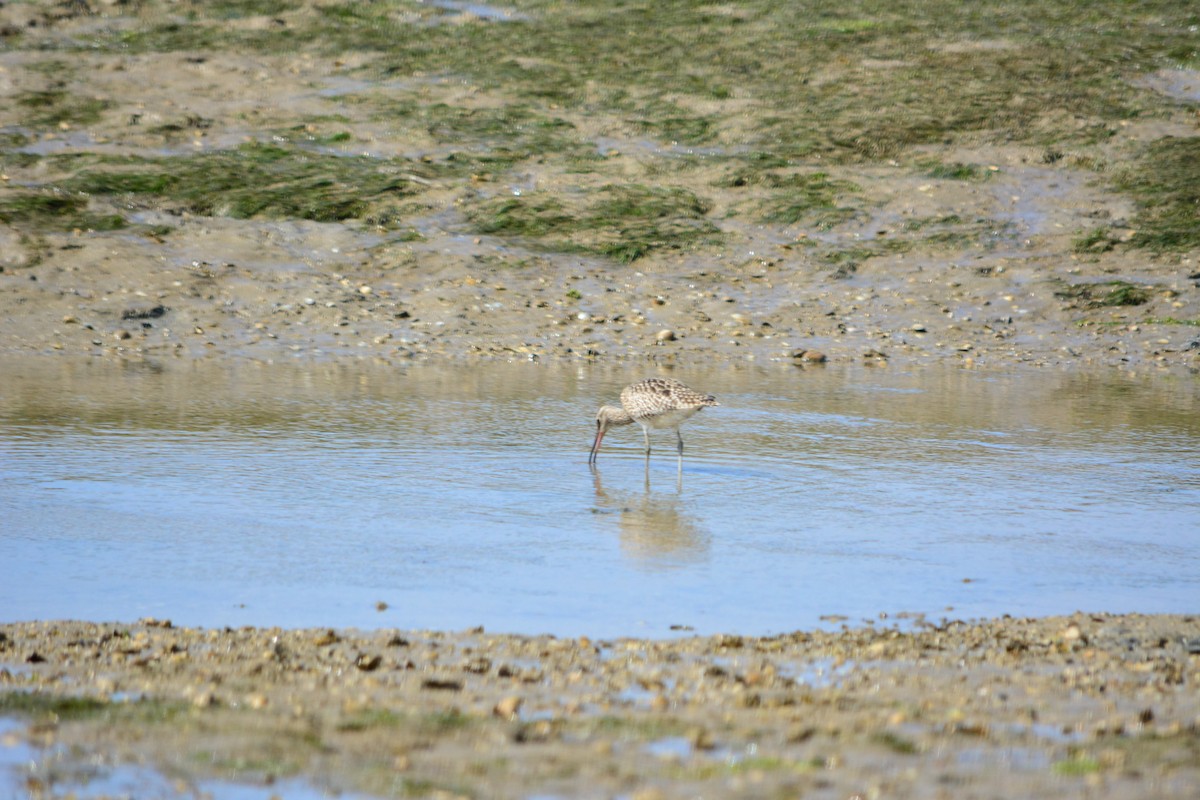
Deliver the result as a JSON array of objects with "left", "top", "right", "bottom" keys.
[
  {"left": 676, "top": 428, "right": 684, "bottom": 457},
  {"left": 642, "top": 424, "right": 651, "bottom": 457}
]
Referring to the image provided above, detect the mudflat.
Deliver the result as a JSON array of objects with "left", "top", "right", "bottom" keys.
[
  {"left": 0, "top": 1, "right": 1197, "bottom": 370},
  {"left": 1, "top": 1, "right": 1199, "bottom": 797}
]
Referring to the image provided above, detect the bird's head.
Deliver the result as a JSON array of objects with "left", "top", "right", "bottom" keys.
[{"left": 589, "top": 404, "right": 633, "bottom": 464}]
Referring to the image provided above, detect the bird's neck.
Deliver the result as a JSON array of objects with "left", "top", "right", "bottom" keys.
[{"left": 599, "top": 404, "right": 634, "bottom": 427}]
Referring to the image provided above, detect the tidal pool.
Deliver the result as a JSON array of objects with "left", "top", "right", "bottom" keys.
[{"left": 1, "top": 357, "right": 1197, "bottom": 637}]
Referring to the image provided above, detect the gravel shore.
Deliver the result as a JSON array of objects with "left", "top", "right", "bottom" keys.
[{"left": 3, "top": 615, "right": 1199, "bottom": 799}]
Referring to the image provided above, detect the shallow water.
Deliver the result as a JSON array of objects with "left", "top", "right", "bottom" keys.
[
  {"left": 1, "top": 357, "right": 1197, "bottom": 637},
  {"left": 0, "top": 718, "right": 370, "bottom": 800}
]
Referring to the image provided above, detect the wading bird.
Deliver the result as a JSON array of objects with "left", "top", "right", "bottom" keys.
[{"left": 588, "top": 378, "right": 718, "bottom": 465}]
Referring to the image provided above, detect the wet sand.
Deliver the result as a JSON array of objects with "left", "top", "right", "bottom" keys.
[
  {"left": 2, "top": 615, "right": 1199, "bottom": 799},
  {"left": 0, "top": 6, "right": 1198, "bottom": 372},
  {"left": 3, "top": 150, "right": 1198, "bottom": 372},
  {"left": 2, "top": 2, "right": 1199, "bottom": 797}
]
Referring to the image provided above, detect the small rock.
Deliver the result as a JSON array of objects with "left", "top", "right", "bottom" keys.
[
  {"left": 655, "top": 329, "right": 676, "bottom": 342},
  {"left": 114, "top": 329, "right": 131, "bottom": 340},
  {"left": 312, "top": 630, "right": 340, "bottom": 647},
  {"left": 911, "top": 323, "right": 927, "bottom": 332},
  {"left": 514, "top": 719, "right": 554, "bottom": 743},
  {"left": 1061, "top": 623, "right": 1083, "bottom": 643},
  {"left": 62, "top": 315, "right": 79, "bottom": 324},
  {"left": 121, "top": 305, "right": 166, "bottom": 320},
  {"left": 493, "top": 695, "right": 522, "bottom": 718},
  {"left": 787, "top": 725, "right": 816, "bottom": 743},
  {"left": 354, "top": 653, "right": 382, "bottom": 672},
  {"left": 793, "top": 349, "right": 827, "bottom": 363}
]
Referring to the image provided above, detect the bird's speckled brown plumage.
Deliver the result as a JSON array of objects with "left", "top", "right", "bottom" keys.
[{"left": 588, "top": 378, "right": 718, "bottom": 464}]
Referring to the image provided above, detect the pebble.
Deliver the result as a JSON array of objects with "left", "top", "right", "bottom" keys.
[
  {"left": 355, "top": 653, "right": 382, "bottom": 671},
  {"left": 655, "top": 329, "right": 676, "bottom": 342},
  {"left": 312, "top": 630, "right": 340, "bottom": 646},
  {"left": 793, "top": 349, "right": 827, "bottom": 363},
  {"left": 493, "top": 695, "right": 522, "bottom": 718}
]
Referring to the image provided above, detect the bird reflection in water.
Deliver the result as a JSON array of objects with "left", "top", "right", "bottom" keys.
[{"left": 589, "top": 463, "right": 710, "bottom": 568}]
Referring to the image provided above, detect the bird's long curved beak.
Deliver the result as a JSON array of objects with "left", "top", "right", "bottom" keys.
[{"left": 588, "top": 422, "right": 605, "bottom": 464}]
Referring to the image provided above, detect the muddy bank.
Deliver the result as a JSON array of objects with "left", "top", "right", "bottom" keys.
[
  {"left": 3, "top": 145, "right": 1198, "bottom": 372},
  {"left": 2, "top": 615, "right": 1199, "bottom": 799},
  {"left": 1, "top": 1, "right": 1198, "bottom": 373}
]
